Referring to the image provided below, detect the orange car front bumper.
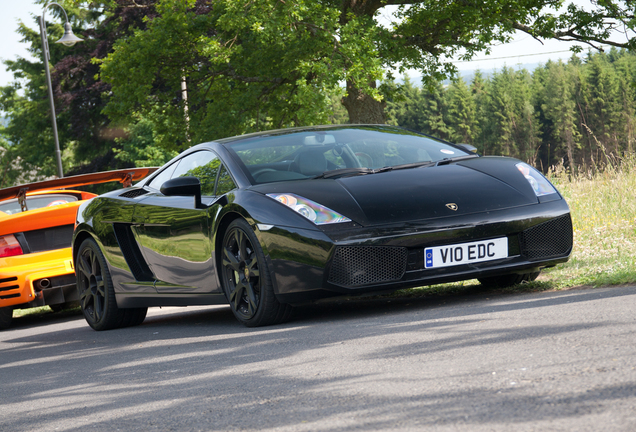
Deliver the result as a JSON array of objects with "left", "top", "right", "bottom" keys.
[{"left": 0, "top": 247, "right": 78, "bottom": 310}]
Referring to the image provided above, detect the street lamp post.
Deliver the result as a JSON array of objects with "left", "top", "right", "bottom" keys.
[{"left": 39, "top": 2, "right": 83, "bottom": 178}]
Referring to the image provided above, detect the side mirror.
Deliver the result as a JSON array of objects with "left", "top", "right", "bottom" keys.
[
  {"left": 457, "top": 143, "right": 478, "bottom": 153},
  {"left": 160, "top": 176, "right": 203, "bottom": 208}
]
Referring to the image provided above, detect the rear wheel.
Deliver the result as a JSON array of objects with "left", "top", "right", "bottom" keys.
[
  {"left": 76, "top": 238, "right": 147, "bottom": 331},
  {"left": 0, "top": 307, "right": 13, "bottom": 330},
  {"left": 479, "top": 271, "right": 541, "bottom": 288},
  {"left": 220, "top": 219, "right": 292, "bottom": 327}
]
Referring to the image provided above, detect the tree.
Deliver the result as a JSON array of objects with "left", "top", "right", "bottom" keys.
[
  {"left": 445, "top": 76, "right": 478, "bottom": 144},
  {"left": 0, "top": 0, "right": 166, "bottom": 185},
  {"left": 470, "top": 71, "right": 489, "bottom": 155},
  {"left": 2, "top": 0, "right": 635, "bottom": 183},
  {"left": 99, "top": 0, "right": 636, "bottom": 151},
  {"left": 385, "top": 75, "right": 426, "bottom": 132},
  {"left": 583, "top": 52, "right": 623, "bottom": 162},
  {"left": 538, "top": 60, "right": 581, "bottom": 169}
]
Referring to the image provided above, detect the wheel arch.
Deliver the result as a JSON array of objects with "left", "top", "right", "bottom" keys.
[
  {"left": 212, "top": 208, "right": 279, "bottom": 296},
  {"left": 72, "top": 227, "right": 99, "bottom": 269}
]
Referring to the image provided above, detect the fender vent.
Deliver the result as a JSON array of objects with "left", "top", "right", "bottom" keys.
[
  {"left": 520, "top": 214, "right": 573, "bottom": 260},
  {"left": 113, "top": 224, "right": 154, "bottom": 281},
  {"left": 328, "top": 246, "right": 407, "bottom": 287},
  {"left": 119, "top": 188, "right": 149, "bottom": 199}
]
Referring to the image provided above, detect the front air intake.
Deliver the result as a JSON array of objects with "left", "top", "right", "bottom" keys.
[
  {"left": 519, "top": 214, "right": 573, "bottom": 260},
  {"left": 328, "top": 246, "right": 408, "bottom": 287}
]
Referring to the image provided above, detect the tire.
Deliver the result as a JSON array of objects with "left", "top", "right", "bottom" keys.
[
  {"left": 76, "top": 238, "right": 148, "bottom": 331},
  {"left": 479, "top": 271, "right": 541, "bottom": 288},
  {"left": 220, "top": 219, "right": 292, "bottom": 327},
  {"left": 0, "top": 307, "right": 13, "bottom": 330}
]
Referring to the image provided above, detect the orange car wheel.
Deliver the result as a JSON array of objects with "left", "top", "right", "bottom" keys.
[{"left": 0, "top": 307, "right": 13, "bottom": 330}]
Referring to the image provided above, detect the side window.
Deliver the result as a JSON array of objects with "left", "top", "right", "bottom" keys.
[
  {"left": 215, "top": 165, "right": 237, "bottom": 195},
  {"left": 171, "top": 151, "right": 221, "bottom": 196},
  {"left": 147, "top": 162, "right": 178, "bottom": 190}
]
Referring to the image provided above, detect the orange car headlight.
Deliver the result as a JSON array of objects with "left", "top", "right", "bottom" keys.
[{"left": 0, "top": 234, "right": 24, "bottom": 257}]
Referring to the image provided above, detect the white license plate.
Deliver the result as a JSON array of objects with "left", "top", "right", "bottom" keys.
[{"left": 425, "top": 237, "right": 508, "bottom": 269}]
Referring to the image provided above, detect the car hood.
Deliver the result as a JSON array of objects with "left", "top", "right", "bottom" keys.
[{"left": 251, "top": 162, "right": 540, "bottom": 227}]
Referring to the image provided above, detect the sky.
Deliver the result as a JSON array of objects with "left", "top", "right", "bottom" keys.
[{"left": 0, "top": 1, "right": 632, "bottom": 90}]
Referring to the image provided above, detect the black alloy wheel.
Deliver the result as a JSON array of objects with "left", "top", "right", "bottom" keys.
[
  {"left": 76, "top": 238, "right": 147, "bottom": 331},
  {"left": 220, "top": 219, "right": 292, "bottom": 327}
]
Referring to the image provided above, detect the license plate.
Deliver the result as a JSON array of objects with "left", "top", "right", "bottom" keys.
[{"left": 425, "top": 237, "right": 508, "bottom": 269}]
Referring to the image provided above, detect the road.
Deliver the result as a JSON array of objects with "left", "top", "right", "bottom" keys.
[{"left": 1, "top": 285, "right": 635, "bottom": 431}]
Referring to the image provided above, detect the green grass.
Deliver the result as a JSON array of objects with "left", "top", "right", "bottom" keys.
[
  {"left": 544, "top": 157, "right": 636, "bottom": 288},
  {"left": 13, "top": 306, "right": 52, "bottom": 318},
  {"left": 13, "top": 305, "right": 81, "bottom": 318}
]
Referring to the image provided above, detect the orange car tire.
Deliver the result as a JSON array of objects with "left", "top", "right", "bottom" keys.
[{"left": 0, "top": 307, "right": 13, "bottom": 330}]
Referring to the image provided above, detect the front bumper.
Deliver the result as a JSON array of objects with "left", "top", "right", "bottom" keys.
[
  {"left": 260, "top": 200, "right": 572, "bottom": 303},
  {"left": 0, "top": 247, "right": 78, "bottom": 310}
]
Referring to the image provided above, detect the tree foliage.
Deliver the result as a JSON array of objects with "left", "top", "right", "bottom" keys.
[
  {"left": 387, "top": 49, "right": 636, "bottom": 172},
  {"left": 0, "top": 0, "right": 634, "bottom": 186}
]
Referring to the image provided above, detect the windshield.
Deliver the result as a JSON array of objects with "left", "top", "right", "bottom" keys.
[
  {"left": 0, "top": 193, "right": 79, "bottom": 215},
  {"left": 226, "top": 126, "right": 472, "bottom": 184}
]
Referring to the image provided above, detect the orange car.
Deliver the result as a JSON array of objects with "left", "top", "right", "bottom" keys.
[{"left": 0, "top": 168, "right": 157, "bottom": 329}]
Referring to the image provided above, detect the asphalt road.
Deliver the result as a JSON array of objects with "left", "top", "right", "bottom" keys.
[{"left": 1, "top": 285, "right": 636, "bottom": 432}]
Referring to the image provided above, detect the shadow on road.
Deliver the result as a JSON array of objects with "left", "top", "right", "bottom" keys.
[{"left": 1, "top": 285, "right": 635, "bottom": 431}]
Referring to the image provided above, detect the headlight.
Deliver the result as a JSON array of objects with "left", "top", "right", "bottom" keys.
[
  {"left": 267, "top": 193, "right": 351, "bottom": 225},
  {"left": 516, "top": 163, "right": 557, "bottom": 196}
]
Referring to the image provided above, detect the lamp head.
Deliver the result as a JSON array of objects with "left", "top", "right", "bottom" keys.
[{"left": 56, "top": 22, "right": 83, "bottom": 47}]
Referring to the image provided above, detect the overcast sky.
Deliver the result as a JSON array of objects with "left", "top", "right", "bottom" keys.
[{"left": 0, "top": 1, "right": 630, "bottom": 90}]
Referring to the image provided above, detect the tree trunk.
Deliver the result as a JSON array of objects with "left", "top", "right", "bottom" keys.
[{"left": 342, "top": 80, "right": 386, "bottom": 124}]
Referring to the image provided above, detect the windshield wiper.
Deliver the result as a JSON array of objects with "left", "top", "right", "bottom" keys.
[
  {"left": 313, "top": 154, "right": 479, "bottom": 179},
  {"left": 435, "top": 154, "right": 479, "bottom": 165},
  {"left": 389, "top": 161, "right": 437, "bottom": 171},
  {"left": 313, "top": 167, "right": 392, "bottom": 179}
]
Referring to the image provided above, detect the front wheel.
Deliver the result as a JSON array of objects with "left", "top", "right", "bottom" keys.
[
  {"left": 76, "top": 238, "right": 147, "bottom": 331},
  {"left": 220, "top": 219, "right": 292, "bottom": 327},
  {"left": 478, "top": 271, "right": 541, "bottom": 288}
]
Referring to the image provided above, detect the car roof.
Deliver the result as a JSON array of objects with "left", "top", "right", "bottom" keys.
[{"left": 212, "top": 124, "right": 406, "bottom": 145}]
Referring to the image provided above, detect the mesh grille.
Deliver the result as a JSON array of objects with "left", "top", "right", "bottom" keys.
[
  {"left": 328, "top": 246, "right": 407, "bottom": 287},
  {"left": 119, "top": 188, "right": 149, "bottom": 198},
  {"left": 23, "top": 225, "right": 74, "bottom": 253},
  {"left": 520, "top": 214, "right": 573, "bottom": 260}
]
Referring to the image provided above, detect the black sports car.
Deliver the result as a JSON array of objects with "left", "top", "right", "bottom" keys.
[{"left": 72, "top": 125, "right": 572, "bottom": 330}]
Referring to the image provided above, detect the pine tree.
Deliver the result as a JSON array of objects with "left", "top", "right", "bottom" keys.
[
  {"left": 539, "top": 60, "right": 581, "bottom": 170},
  {"left": 584, "top": 52, "right": 622, "bottom": 163},
  {"left": 420, "top": 80, "right": 450, "bottom": 140},
  {"left": 445, "top": 76, "right": 478, "bottom": 144}
]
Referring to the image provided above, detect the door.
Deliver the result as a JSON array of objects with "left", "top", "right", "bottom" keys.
[{"left": 132, "top": 150, "right": 229, "bottom": 293}]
